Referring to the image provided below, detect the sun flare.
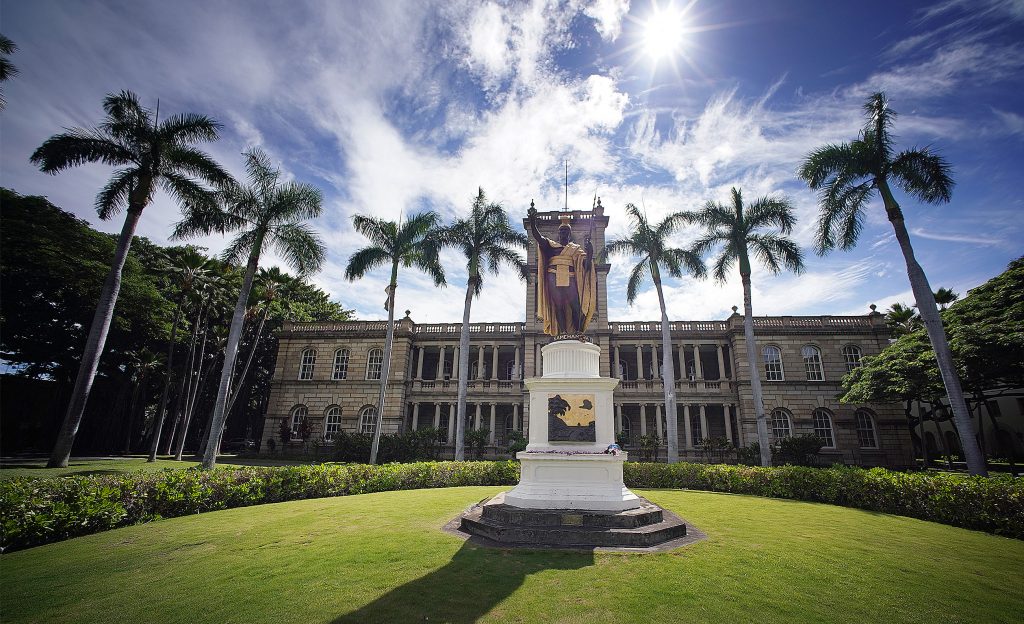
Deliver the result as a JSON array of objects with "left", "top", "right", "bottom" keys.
[{"left": 642, "top": 6, "right": 688, "bottom": 60}]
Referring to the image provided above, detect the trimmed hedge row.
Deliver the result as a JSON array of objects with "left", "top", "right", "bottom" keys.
[
  {"left": 623, "top": 462, "right": 1023, "bottom": 539},
  {"left": 1, "top": 461, "right": 1020, "bottom": 552}
]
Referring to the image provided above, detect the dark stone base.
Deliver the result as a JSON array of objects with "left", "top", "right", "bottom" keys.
[{"left": 455, "top": 492, "right": 695, "bottom": 551}]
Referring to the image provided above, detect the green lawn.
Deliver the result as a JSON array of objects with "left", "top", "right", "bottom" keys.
[
  {"left": 0, "top": 456, "right": 311, "bottom": 479},
  {"left": 3, "top": 487, "right": 1021, "bottom": 623}
]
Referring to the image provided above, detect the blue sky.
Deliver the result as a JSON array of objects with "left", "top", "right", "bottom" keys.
[{"left": 2, "top": 0, "right": 1022, "bottom": 323}]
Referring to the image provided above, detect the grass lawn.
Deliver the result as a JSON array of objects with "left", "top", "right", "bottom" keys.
[
  {"left": 0, "top": 456, "right": 311, "bottom": 479},
  {"left": 2, "top": 487, "right": 1022, "bottom": 624}
]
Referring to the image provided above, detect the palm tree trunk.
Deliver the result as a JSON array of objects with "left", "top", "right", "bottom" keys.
[
  {"left": 165, "top": 304, "right": 202, "bottom": 455},
  {"left": 201, "top": 238, "right": 262, "bottom": 469},
  {"left": 653, "top": 277, "right": 680, "bottom": 463},
  {"left": 454, "top": 279, "right": 475, "bottom": 461},
  {"left": 148, "top": 296, "right": 184, "bottom": 462},
  {"left": 123, "top": 373, "right": 144, "bottom": 454},
  {"left": 179, "top": 347, "right": 217, "bottom": 460},
  {"left": 226, "top": 305, "right": 269, "bottom": 416},
  {"left": 741, "top": 268, "right": 771, "bottom": 467},
  {"left": 878, "top": 180, "right": 986, "bottom": 476},
  {"left": 47, "top": 208, "right": 143, "bottom": 468},
  {"left": 175, "top": 311, "right": 210, "bottom": 459},
  {"left": 369, "top": 265, "right": 399, "bottom": 465}
]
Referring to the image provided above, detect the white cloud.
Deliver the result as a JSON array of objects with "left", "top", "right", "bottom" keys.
[{"left": 584, "top": 0, "right": 631, "bottom": 41}]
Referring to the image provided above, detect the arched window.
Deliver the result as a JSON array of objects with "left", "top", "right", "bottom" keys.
[
  {"left": 842, "top": 345, "right": 863, "bottom": 373},
  {"left": 298, "top": 348, "right": 316, "bottom": 380},
  {"left": 620, "top": 415, "right": 632, "bottom": 441},
  {"left": 359, "top": 406, "right": 377, "bottom": 434},
  {"left": 290, "top": 405, "right": 308, "bottom": 438},
  {"left": 324, "top": 406, "right": 342, "bottom": 440},
  {"left": 812, "top": 408, "right": 835, "bottom": 448},
  {"left": 855, "top": 409, "right": 878, "bottom": 448},
  {"left": 802, "top": 345, "right": 824, "bottom": 381},
  {"left": 763, "top": 346, "right": 784, "bottom": 381},
  {"left": 366, "top": 348, "right": 384, "bottom": 380},
  {"left": 771, "top": 409, "right": 792, "bottom": 440},
  {"left": 332, "top": 349, "right": 350, "bottom": 380}
]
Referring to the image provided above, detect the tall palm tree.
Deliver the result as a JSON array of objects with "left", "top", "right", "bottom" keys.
[
  {"left": 933, "top": 287, "right": 959, "bottom": 311},
  {"left": 30, "top": 91, "right": 228, "bottom": 468},
  {"left": 440, "top": 188, "right": 527, "bottom": 461},
  {"left": 605, "top": 204, "right": 706, "bottom": 463},
  {"left": 345, "top": 211, "right": 445, "bottom": 464},
  {"left": 885, "top": 302, "right": 921, "bottom": 337},
  {"left": 123, "top": 348, "right": 162, "bottom": 454},
  {"left": 685, "top": 188, "right": 804, "bottom": 466},
  {"left": 798, "top": 91, "right": 986, "bottom": 475},
  {"left": 150, "top": 248, "right": 215, "bottom": 460},
  {"left": 0, "top": 34, "right": 18, "bottom": 110},
  {"left": 175, "top": 147, "right": 325, "bottom": 469}
]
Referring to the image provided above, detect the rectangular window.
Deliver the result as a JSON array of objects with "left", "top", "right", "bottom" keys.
[
  {"left": 763, "top": 347, "right": 784, "bottom": 381},
  {"left": 333, "top": 349, "right": 349, "bottom": 380},
  {"left": 298, "top": 350, "right": 315, "bottom": 380}
]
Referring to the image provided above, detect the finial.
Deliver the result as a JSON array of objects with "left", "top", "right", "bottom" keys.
[
  {"left": 404, "top": 309, "right": 411, "bottom": 319},
  {"left": 869, "top": 304, "right": 877, "bottom": 312},
  {"left": 530, "top": 199, "right": 535, "bottom": 210},
  {"left": 596, "top": 197, "right": 602, "bottom": 208},
  {"left": 731, "top": 306, "right": 738, "bottom": 314}
]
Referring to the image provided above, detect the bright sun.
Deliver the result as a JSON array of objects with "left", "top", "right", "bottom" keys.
[{"left": 642, "top": 6, "right": 688, "bottom": 60}]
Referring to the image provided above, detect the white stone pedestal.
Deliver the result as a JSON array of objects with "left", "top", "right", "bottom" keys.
[{"left": 504, "top": 340, "right": 641, "bottom": 511}]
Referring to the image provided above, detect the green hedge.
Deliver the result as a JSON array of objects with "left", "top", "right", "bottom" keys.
[{"left": 1, "top": 461, "right": 1021, "bottom": 553}]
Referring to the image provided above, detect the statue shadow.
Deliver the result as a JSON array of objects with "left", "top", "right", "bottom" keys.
[{"left": 332, "top": 540, "right": 594, "bottom": 624}]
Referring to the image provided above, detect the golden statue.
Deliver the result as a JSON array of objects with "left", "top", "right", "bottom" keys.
[{"left": 527, "top": 204, "right": 597, "bottom": 337}]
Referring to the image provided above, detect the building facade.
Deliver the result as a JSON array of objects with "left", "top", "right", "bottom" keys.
[{"left": 262, "top": 202, "right": 914, "bottom": 468}]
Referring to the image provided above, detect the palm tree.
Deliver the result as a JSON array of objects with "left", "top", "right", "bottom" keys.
[
  {"left": 440, "top": 188, "right": 527, "bottom": 461},
  {"left": 685, "top": 188, "right": 804, "bottom": 467},
  {"left": 174, "top": 147, "right": 326, "bottom": 469},
  {"left": 0, "top": 34, "right": 18, "bottom": 110},
  {"left": 123, "top": 348, "right": 162, "bottom": 454},
  {"left": 30, "top": 91, "right": 229, "bottom": 467},
  {"left": 798, "top": 91, "right": 986, "bottom": 475},
  {"left": 885, "top": 302, "right": 921, "bottom": 337},
  {"left": 345, "top": 211, "right": 445, "bottom": 464},
  {"left": 933, "top": 287, "right": 959, "bottom": 311},
  {"left": 605, "top": 204, "right": 706, "bottom": 463},
  {"left": 149, "top": 248, "right": 215, "bottom": 460}
]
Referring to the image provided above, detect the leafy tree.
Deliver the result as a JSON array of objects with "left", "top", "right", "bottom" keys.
[
  {"left": 798, "top": 91, "right": 986, "bottom": 475},
  {"left": 439, "top": 188, "right": 527, "bottom": 461},
  {"left": 345, "top": 211, "right": 445, "bottom": 464},
  {"left": 885, "top": 302, "right": 921, "bottom": 337},
  {"left": 0, "top": 34, "right": 17, "bottom": 110},
  {"left": 773, "top": 434, "right": 824, "bottom": 467},
  {"left": 605, "top": 205, "right": 706, "bottom": 463},
  {"left": 174, "top": 147, "right": 326, "bottom": 469},
  {"left": 30, "top": 91, "right": 229, "bottom": 467},
  {"left": 465, "top": 428, "right": 490, "bottom": 460},
  {"left": 685, "top": 188, "right": 804, "bottom": 466}
]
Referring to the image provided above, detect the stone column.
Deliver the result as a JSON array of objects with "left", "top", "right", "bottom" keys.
[
  {"left": 491, "top": 343, "right": 499, "bottom": 380},
  {"left": 416, "top": 347, "right": 425, "bottom": 380},
  {"left": 716, "top": 344, "right": 726, "bottom": 380},
  {"left": 475, "top": 403, "right": 482, "bottom": 430},
  {"left": 655, "top": 403, "right": 663, "bottom": 439},
  {"left": 438, "top": 345, "right": 447, "bottom": 379},
  {"left": 699, "top": 404, "right": 708, "bottom": 442},
  {"left": 723, "top": 403, "right": 733, "bottom": 445},
  {"left": 693, "top": 344, "right": 703, "bottom": 380},
  {"left": 614, "top": 344, "right": 621, "bottom": 379},
  {"left": 653, "top": 344, "right": 660, "bottom": 379},
  {"left": 433, "top": 403, "right": 440, "bottom": 429},
  {"left": 513, "top": 346, "right": 520, "bottom": 380},
  {"left": 640, "top": 403, "right": 647, "bottom": 436},
  {"left": 683, "top": 404, "right": 693, "bottom": 449},
  {"left": 635, "top": 345, "right": 643, "bottom": 380},
  {"left": 452, "top": 346, "right": 459, "bottom": 380},
  {"left": 615, "top": 403, "right": 622, "bottom": 433},
  {"left": 513, "top": 403, "right": 520, "bottom": 431},
  {"left": 489, "top": 403, "right": 496, "bottom": 444},
  {"left": 477, "top": 346, "right": 485, "bottom": 380},
  {"left": 411, "top": 402, "right": 420, "bottom": 431},
  {"left": 447, "top": 404, "right": 455, "bottom": 442}
]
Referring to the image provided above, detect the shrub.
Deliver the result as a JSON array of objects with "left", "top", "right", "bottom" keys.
[
  {"left": 1, "top": 462, "right": 1021, "bottom": 553},
  {"left": 736, "top": 442, "right": 760, "bottom": 466},
  {"left": 507, "top": 430, "right": 527, "bottom": 455},
  {"left": 772, "top": 434, "right": 824, "bottom": 467},
  {"left": 465, "top": 429, "right": 490, "bottom": 459}
]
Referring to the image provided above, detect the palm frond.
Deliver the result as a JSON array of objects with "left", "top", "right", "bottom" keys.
[
  {"left": 625, "top": 257, "right": 649, "bottom": 305},
  {"left": 159, "top": 171, "right": 220, "bottom": 224},
  {"left": 94, "top": 168, "right": 137, "bottom": 219},
  {"left": 891, "top": 148, "right": 954, "bottom": 204},
  {"left": 748, "top": 233, "right": 805, "bottom": 275},
  {"left": 269, "top": 221, "right": 326, "bottom": 276},
  {"left": 221, "top": 229, "right": 259, "bottom": 266},
  {"left": 352, "top": 214, "right": 394, "bottom": 251},
  {"left": 660, "top": 247, "right": 707, "bottom": 280},
  {"left": 711, "top": 241, "right": 739, "bottom": 283},
  {"left": 158, "top": 112, "right": 223, "bottom": 145},
  {"left": 30, "top": 129, "right": 136, "bottom": 173},
  {"left": 163, "top": 145, "right": 232, "bottom": 187},
  {"left": 344, "top": 246, "right": 391, "bottom": 281},
  {"left": 744, "top": 196, "right": 797, "bottom": 234}
]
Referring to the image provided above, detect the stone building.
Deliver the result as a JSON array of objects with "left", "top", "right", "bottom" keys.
[{"left": 262, "top": 202, "right": 914, "bottom": 468}]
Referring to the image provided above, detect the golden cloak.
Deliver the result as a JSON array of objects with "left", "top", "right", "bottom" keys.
[{"left": 535, "top": 239, "right": 597, "bottom": 336}]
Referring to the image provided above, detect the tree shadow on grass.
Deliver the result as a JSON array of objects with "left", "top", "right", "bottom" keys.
[{"left": 332, "top": 540, "right": 594, "bottom": 624}]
